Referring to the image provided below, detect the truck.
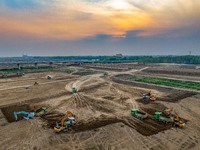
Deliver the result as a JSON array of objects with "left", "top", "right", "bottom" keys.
[
  {"left": 154, "top": 112, "right": 173, "bottom": 124},
  {"left": 131, "top": 109, "right": 148, "bottom": 120}
]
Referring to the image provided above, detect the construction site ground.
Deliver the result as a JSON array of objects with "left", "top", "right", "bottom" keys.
[{"left": 0, "top": 64, "right": 200, "bottom": 150}]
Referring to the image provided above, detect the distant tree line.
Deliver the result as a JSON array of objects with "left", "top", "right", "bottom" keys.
[
  {"left": 1, "top": 55, "right": 200, "bottom": 64},
  {"left": 98, "top": 55, "right": 200, "bottom": 64}
]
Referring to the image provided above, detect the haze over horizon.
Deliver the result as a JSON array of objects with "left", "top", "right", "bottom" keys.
[{"left": 0, "top": 0, "right": 200, "bottom": 56}]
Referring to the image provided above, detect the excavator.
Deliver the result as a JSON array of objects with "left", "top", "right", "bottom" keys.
[
  {"left": 173, "top": 114, "right": 185, "bottom": 128},
  {"left": 164, "top": 107, "right": 173, "bottom": 117},
  {"left": 164, "top": 107, "right": 185, "bottom": 128},
  {"left": 142, "top": 91, "right": 157, "bottom": 102},
  {"left": 14, "top": 111, "right": 35, "bottom": 121},
  {"left": 54, "top": 111, "right": 76, "bottom": 133},
  {"left": 13, "top": 107, "right": 48, "bottom": 121}
]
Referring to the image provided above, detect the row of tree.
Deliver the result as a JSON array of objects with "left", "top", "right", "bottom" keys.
[{"left": 99, "top": 56, "right": 200, "bottom": 64}]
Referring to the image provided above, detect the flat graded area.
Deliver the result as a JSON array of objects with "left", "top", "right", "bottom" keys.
[{"left": 0, "top": 64, "right": 200, "bottom": 150}]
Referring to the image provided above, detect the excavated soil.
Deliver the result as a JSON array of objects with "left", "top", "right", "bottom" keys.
[
  {"left": 113, "top": 75, "right": 197, "bottom": 103},
  {"left": 143, "top": 68, "right": 200, "bottom": 77},
  {"left": 0, "top": 68, "right": 199, "bottom": 150},
  {"left": 1, "top": 103, "right": 31, "bottom": 122}
]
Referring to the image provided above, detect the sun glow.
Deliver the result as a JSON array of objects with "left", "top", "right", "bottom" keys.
[{"left": 108, "top": 0, "right": 132, "bottom": 10}]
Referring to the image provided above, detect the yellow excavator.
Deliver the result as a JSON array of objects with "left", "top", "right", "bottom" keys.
[
  {"left": 164, "top": 107, "right": 173, "bottom": 117},
  {"left": 164, "top": 107, "right": 186, "bottom": 128},
  {"left": 173, "top": 114, "right": 185, "bottom": 128},
  {"left": 54, "top": 111, "right": 76, "bottom": 133}
]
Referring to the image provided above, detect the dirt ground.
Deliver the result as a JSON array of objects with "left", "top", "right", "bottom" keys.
[{"left": 0, "top": 64, "right": 200, "bottom": 150}]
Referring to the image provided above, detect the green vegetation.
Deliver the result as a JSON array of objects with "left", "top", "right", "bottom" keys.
[
  {"left": 117, "top": 75, "right": 200, "bottom": 90},
  {"left": 63, "top": 68, "right": 74, "bottom": 74},
  {"left": 73, "top": 69, "right": 97, "bottom": 76},
  {"left": 0, "top": 66, "right": 76, "bottom": 74},
  {"left": 0, "top": 66, "right": 57, "bottom": 74},
  {"left": 2, "top": 55, "right": 200, "bottom": 64},
  {"left": 99, "top": 55, "right": 200, "bottom": 64}
]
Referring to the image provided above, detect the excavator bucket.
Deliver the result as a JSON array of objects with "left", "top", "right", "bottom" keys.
[
  {"left": 149, "top": 97, "right": 156, "bottom": 101},
  {"left": 54, "top": 126, "right": 63, "bottom": 133}
]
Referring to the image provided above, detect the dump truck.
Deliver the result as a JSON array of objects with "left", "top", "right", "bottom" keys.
[
  {"left": 131, "top": 109, "right": 148, "bottom": 120},
  {"left": 154, "top": 111, "right": 186, "bottom": 127},
  {"left": 54, "top": 111, "right": 76, "bottom": 133},
  {"left": 154, "top": 112, "right": 173, "bottom": 124}
]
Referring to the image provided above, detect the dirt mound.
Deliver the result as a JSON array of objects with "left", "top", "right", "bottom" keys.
[
  {"left": 42, "top": 111, "right": 65, "bottom": 127},
  {"left": 159, "top": 92, "right": 196, "bottom": 102},
  {"left": 113, "top": 75, "right": 197, "bottom": 103},
  {"left": 72, "top": 115, "right": 121, "bottom": 132}
]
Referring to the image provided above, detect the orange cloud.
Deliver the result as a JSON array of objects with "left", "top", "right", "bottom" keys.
[{"left": 0, "top": 0, "right": 199, "bottom": 40}]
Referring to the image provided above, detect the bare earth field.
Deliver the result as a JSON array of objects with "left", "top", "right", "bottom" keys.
[{"left": 0, "top": 64, "right": 200, "bottom": 150}]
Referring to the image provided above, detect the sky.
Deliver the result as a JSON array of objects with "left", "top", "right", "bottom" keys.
[{"left": 0, "top": 0, "right": 199, "bottom": 56}]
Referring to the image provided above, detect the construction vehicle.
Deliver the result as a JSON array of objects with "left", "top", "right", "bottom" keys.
[
  {"left": 47, "top": 75, "right": 52, "bottom": 80},
  {"left": 103, "top": 72, "right": 108, "bottom": 76},
  {"left": 154, "top": 112, "right": 174, "bottom": 124},
  {"left": 164, "top": 107, "right": 173, "bottom": 117},
  {"left": 14, "top": 107, "right": 48, "bottom": 121},
  {"left": 35, "top": 107, "right": 48, "bottom": 117},
  {"left": 72, "top": 87, "right": 77, "bottom": 93},
  {"left": 14, "top": 111, "right": 35, "bottom": 121},
  {"left": 173, "top": 114, "right": 185, "bottom": 128},
  {"left": 142, "top": 91, "right": 157, "bottom": 102},
  {"left": 131, "top": 109, "right": 148, "bottom": 120},
  {"left": 54, "top": 111, "right": 76, "bottom": 133},
  {"left": 154, "top": 108, "right": 186, "bottom": 127},
  {"left": 34, "top": 82, "right": 39, "bottom": 86},
  {"left": 164, "top": 107, "right": 186, "bottom": 127}
]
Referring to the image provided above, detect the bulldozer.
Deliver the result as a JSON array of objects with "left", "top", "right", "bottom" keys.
[
  {"left": 54, "top": 111, "right": 76, "bottom": 133},
  {"left": 72, "top": 87, "right": 77, "bottom": 93}
]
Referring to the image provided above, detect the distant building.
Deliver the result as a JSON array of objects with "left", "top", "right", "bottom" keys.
[
  {"left": 116, "top": 53, "right": 123, "bottom": 57},
  {"left": 196, "top": 66, "right": 200, "bottom": 69},
  {"left": 22, "top": 54, "right": 29, "bottom": 58}
]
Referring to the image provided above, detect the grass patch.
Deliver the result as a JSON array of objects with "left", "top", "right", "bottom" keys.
[
  {"left": 0, "top": 66, "right": 58, "bottom": 74},
  {"left": 73, "top": 69, "right": 97, "bottom": 76},
  {"left": 63, "top": 68, "right": 74, "bottom": 74},
  {"left": 116, "top": 75, "right": 200, "bottom": 91}
]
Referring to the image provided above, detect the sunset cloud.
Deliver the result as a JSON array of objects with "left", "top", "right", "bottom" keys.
[
  {"left": 0, "top": 0, "right": 199, "bottom": 56},
  {"left": 0, "top": 0, "right": 199, "bottom": 40}
]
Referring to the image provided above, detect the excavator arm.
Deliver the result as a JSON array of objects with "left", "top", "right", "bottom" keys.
[
  {"left": 14, "top": 111, "right": 28, "bottom": 121},
  {"left": 14, "top": 111, "right": 35, "bottom": 121},
  {"left": 61, "top": 111, "right": 74, "bottom": 127}
]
